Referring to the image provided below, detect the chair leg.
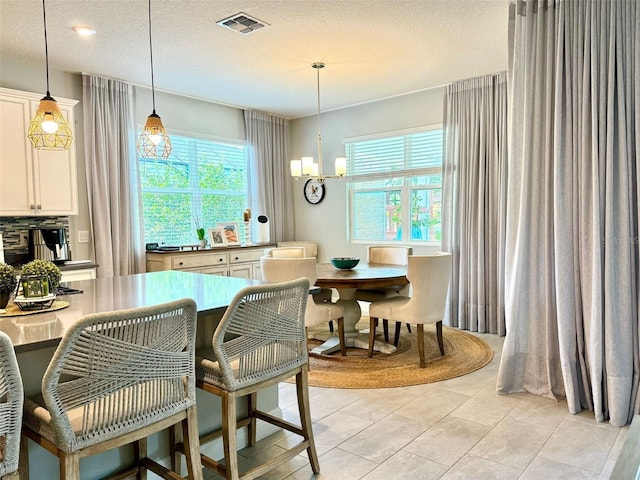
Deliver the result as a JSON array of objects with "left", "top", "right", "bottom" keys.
[
  {"left": 337, "top": 317, "right": 346, "bottom": 356},
  {"left": 436, "top": 320, "right": 445, "bottom": 355},
  {"left": 297, "top": 369, "right": 320, "bottom": 474},
  {"left": 368, "top": 317, "right": 377, "bottom": 358},
  {"left": 248, "top": 392, "right": 258, "bottom": 446},
  {"left": 182, "top": 406, "right": 204, "bottom": 480},
  {"left": 136, "top": 437, "right": 148, "bottom": 480},
  {"left": 406, "top": 323, "right": 412, "bottom": 333},
  {"left": 393, "top": 321, "right": 402, "bottom": 347},
  {"left": 60, "top": 451, "right": 80, "bottom": 480},
  {"left": 18, "top": 433, "right": 29, "bottom": 479},
  {"left": 382, "top": 319, "right": 389, "bottom": 342},
  {"left": 417, "top": 324, "right": 426, "bottom": 368},
  {"left": 221, "top": 391, "right": 240, "bottom": 480},
  {"left": 169, "top": 424, "right": 181, "bottom": 474},
  {"left": 328, "top": 320, "right": 334, "bottom": 332}
]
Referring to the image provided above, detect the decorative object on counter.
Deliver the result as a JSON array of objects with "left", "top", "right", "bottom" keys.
[
  {"left": 20, "top": 259, "right": 62, "bottom": 289},
  {"left": 27, "top": 0, "right": 73, "bottom": 151},
  {"left": 330, "top": 257, "right": 360, "bottom": 270},
  {"left": 195, "top": 215, "right": 207, "bottom": 247},
  {"left": 0, "top": 263, "right": 18, "bottom": 309},
  {"left": 208, "top": 227, "right": 227, "bottom": 247},
  {"left": 136, "top": 0, "right": 171, "bottom": 159},
  {"left": 243, "top": 208, "right": 252, "bottom": 246},
  {"left": 218, "top": 222, "right": 241, "bottom": 246},
  {"left": 256, "top": 214, "right": 270, "bottom": 243},
  {"left": 20, "top": 275, "right": 50, "bottom": 298}
]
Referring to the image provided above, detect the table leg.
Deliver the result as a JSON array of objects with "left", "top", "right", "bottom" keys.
[{"left": 310, "top": 288, "right": 397, "bottom": 355}]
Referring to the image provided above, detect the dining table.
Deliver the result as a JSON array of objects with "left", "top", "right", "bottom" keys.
[{"left": 312, "top": 262, "right": 408, "bottom": 355}]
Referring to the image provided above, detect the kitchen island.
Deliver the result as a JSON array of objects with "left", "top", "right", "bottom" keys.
[{"left": 0, "top": 270, "right": 282, "bottom": 479}]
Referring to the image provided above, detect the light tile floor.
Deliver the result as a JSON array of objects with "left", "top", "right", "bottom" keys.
[{"left": 203, "top": 333, "right": 628, "bottom": 480}]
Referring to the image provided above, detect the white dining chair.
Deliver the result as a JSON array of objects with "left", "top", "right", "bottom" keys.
[
  {"left": 263, "top": 246, "right": 306, "bottom": 258},
  {"left": 261, "top": 256, "right": 346, "bottom": 355},
  {"left": 368, "top": 253, "right": 452, "bottom": 366},
  {"left": 0, "top": 332, "right": 23, "bottom": 480},
  {"left": 355, "top": 245, "right": 413, "bottom": 341}
]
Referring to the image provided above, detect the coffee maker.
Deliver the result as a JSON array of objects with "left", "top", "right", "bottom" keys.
[{"left": 28, "top": 228, "right": 71, "bottom": 265}]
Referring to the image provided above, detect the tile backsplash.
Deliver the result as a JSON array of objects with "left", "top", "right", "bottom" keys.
[{"left": 1, "top": 216, "right": 70, "bottom": 251}]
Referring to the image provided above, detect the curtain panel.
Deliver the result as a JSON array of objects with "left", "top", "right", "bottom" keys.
[
  {"left": 497, "top": 0, "right": 639, "bottom": 427},
  {"left": 442, "top": 72, "right": 508, "bottom": 335},
  {"left": 82, "top": 75, "right": 145, "bottom": 278},
  {"left": 243, "top": 110, "right": 294, "bottom": 243}
]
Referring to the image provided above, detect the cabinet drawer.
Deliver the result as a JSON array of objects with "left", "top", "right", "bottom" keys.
[
  {"left": 171, "top": 253, "right": 227, "bottom": 269},
  {"left": 228, "top": 249, "right": 263, "bottom": 264}
]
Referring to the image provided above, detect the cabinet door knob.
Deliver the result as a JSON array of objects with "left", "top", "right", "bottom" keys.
[
  {"left": 30, "top": 204, "right": 36, "bottom": 209},
  {"left": 179, "top": 262, "right": 183, "bottom": 266},
  {"left": 37, "top": 204, "right": 42, "bottom": 209},
  {"left": 219, "top": 258, "right": 224, "bottom": 262},
  {"left": 234, "top": 256, "right": 239, "bottom": 260}
]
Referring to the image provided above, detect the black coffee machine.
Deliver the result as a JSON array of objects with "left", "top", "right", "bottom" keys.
[{"left": 28, "top": 228, "right": 71, "bottom": 265}]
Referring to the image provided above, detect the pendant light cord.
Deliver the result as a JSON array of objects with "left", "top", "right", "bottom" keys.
[
  {"left": 148, "top": 0, "right": 157, "bottom": 113},
  {"left": 313, "top": 62, "right": 325, "bottom": 169},
  {"left": 42, "top": 0, "right": 51, "bottom": 97}
]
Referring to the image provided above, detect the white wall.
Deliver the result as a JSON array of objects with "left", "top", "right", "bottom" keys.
[{"left": 288, "top": 87, "right": 446, "bottom": 262}]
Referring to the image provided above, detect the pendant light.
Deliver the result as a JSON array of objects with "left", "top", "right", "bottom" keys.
[
  {"left": 136, "top": 0, "right": 171, "bottom": 159},
  {"left": 290, "top": 62, "right": 346, "bottom": 182},
  {"left": 27, "top": 0, "right": 73, "bottom": 151}
]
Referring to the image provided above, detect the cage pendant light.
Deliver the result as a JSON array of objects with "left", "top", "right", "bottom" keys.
[
  {"left": 136, "top": 0, "right": 171, "bottom": 159},
  {"left": 27, "top": 0, "right": 73, "bottom": 151}
]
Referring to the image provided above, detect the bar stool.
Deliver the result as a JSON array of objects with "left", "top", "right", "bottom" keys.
[
  {"left": 179, "top": 278, "right": 320, "bottom": 480},
  {"left": 20, "top": 299, "right": 204, "bottom": 480},
  {"left": 0, "top": 332, "right": 23, "bottom": 480}
]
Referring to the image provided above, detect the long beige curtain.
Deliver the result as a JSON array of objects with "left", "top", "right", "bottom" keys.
[
  {"left": 442, "top": 72, "right": 508, "bottom": 335},
  {"left": 243, "top": 110, "right": 294, "bottom": 243},
  {"left": 82, "top": 75, "right": 145, "bottom": 277},
  {"left": 497, "top": 0, "right": 639, "bottom": 427}
]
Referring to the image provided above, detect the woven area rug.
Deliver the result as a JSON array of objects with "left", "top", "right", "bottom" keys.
[{"left": 304, "top": 323, "right": 494, "bottom": 389}]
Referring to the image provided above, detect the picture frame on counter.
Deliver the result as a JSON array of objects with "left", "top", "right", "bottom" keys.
[
  {"left": 208, "top": 228, "right": 227, "bottom": 247},
  {"left": 218, "top": 222, "right": 241, "bottom": 246}
]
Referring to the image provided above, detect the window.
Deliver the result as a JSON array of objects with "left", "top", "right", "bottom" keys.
[
  {"left": 139, "top": 134, "right": 248, "bottom": 245},
  {"left": 346, "top": 126, "right": 442, "bottom": 243}
]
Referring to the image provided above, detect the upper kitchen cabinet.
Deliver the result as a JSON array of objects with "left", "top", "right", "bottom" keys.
[{"left": 0, "top": 87, "right": 78, "bottom": 216}]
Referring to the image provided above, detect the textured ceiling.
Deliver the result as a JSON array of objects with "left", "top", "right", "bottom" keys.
[{"left": 0, "top": 0, "right": 510, "bottom": 119}]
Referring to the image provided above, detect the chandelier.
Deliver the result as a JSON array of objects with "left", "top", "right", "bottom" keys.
[{"left": 290, "top": 62, "right": 346, "bottom": 182}]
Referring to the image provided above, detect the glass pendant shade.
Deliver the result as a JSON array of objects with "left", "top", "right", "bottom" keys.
[
  {"left": 136, "top": 111, "right": 172, "bottom": 158},
  {"left": 27, "top": 96, "right": 73, "bottom": 150}
]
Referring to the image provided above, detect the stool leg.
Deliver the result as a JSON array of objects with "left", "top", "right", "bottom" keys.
[
  {"left": 135, "top": 437, "right": 148, "bottom": 480},
  {"left": 297, "top": 369, "right": 320, "bottom": 474},
  {"left": 18, "top": 433, "right": 29, "bottom": 479},
  {"left": 248, "top": 392, "right": 258, "bottom": 446},
  {"left": 182, "top": 406, "right": 204, "bottom": 480},
  {"left": 60, "top": 452, "right": 80, "bottom": 480},
  {"left": 222, "top": 391, "right": 240, "bottom": 480}
]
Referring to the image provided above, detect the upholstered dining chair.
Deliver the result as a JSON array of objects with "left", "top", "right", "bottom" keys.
[
  {"left": 187, "top": 278, "right": 320, "bottom": 480},
  {"left": 355, "top": 245, "right": 413, "bottom": 341},
  {"left": 0, "top": 332, "right": 23, "bottom": 480},
  {"left": 260, "top": 256, "right": 346, "bottom": 356},
  {"left": 368, "top": 253, "right": 452, "bottom": 366},
  {"left": 263, "top": 246, "right": 306, "bottom": 258},
  {"left": 20, "top": 299, "right": 204, "bottom": 480},
  {"left": 275, "top": 241, "right": 333, "bottom": 304}
]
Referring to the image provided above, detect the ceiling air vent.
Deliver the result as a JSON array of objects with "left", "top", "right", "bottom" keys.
[{"left": 217, "top": 12, "right": 268, "bottom": 35}]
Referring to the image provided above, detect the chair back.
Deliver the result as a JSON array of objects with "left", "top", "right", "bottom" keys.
[
  {"left": 406, "top": 253, "right": 452, "bottom": 323},
  {"left": 367, "top": 245, "right": 413, "bottom": 266},
  {"left": 38, "top": 298, "right": 198, "bottom": 452},
  {"left": 0, "top": 332, "right": 23, "bottom": 477},
  {"left": 260, "top": 256, "right": 318, "bottom": 284},
  {"left": 264, "top": 246, "right": 306, "bottom": 258},
  {"left": 276, "top": 241, "right": 318, "bottom": 258},
  {"left": 211, "top": 278, "right": 310, "bottom": 391}
]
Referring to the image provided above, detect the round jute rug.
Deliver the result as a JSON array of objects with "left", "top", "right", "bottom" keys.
[{"left": 304, "top": 324, "right": 494, "bottom": 389}]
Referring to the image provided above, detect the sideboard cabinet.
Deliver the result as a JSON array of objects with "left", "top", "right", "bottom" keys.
[
  {"left": 146, "top": 245, "right": 272, "bottom": 280},
  {"left": 0, "top": 87, "right": 79, "bottom": 216}
]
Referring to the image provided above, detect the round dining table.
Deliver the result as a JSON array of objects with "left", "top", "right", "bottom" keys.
[{"left": 311, "top": 262, "right": 408, "bottom": 355}]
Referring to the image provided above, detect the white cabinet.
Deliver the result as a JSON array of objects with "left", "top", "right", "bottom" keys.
[
  {"left": 0, "top": 87, "right": 78, "bottom": 216},
  {"left": 60, "top": 268, "right": 97, "bottom": 283},
  {"left": 146, "top": 246, "right": 270, "bottom": 280}
]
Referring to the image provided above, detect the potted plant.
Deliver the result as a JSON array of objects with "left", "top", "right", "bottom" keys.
[
  {"left": 20, "top": 259, "right": 62, "bottom": 291},
  {"left": 195, "top": 216, "right": 207, "bottom": 247},
  {"left": 0, "top": 263, "right": 18, "bottom": 308}
]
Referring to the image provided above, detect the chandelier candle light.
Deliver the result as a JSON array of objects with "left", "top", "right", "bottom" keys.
[
  {"left": 136, "top": 0, "right": 171, "bottom": 159},
  {"left": 27, "top": 0, "right": 73, "bottom": 151},
  {"left": 290, "top": 62, "right": 347, "bottom": 183}
]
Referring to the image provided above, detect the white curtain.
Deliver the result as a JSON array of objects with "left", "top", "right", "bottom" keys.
[
  {"left": 497, "top": 0, "right": 639, "bottom": 427},
  {"left": 442, "top": 72, "right": 508, "bottom": 335},
  {"left": 243, "top": 110, "right": 294, "bottom": 242},
  {"left": 82, "top": 75, "right": 145, "bottom": 277}
]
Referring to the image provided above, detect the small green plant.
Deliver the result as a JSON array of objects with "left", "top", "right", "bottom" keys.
[
  {"left": 195, "top": 215, "right": 205, "bottom": 240},
  {"left": 0, "top": 263, "right": 18, "bottom": 294},
  {"left": 20, "top": 259, "right": 62, "bottom": 289}
]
